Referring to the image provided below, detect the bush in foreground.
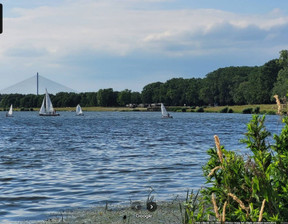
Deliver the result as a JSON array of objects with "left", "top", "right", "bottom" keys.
[{"left": 185, "top": 115, "right": 288, "bottom": 222}]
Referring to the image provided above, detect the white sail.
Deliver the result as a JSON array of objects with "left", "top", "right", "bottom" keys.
[
  {"left": 161, "top": 103, "right": 168, "bottom": 117},
  {"left": 39, "top": 98, "right": 46, "bottom": 114},
  {"left": 161, "top": 103, "right": 173, "bottom": 118},
  {"left": 45, "top": 89, "right": 54, "bottom": 113},
  {"left": 6, "top": 104, "right": 13, "bottom": 117},
  {"left": 39, "top": 89, "right": 59, "bottom": 116},
  {"left": 76, "top": 104, "right": 83, "bottom": 115}
]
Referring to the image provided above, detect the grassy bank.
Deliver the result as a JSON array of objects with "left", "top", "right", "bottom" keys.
[
  {"left": 168, "top": 104, "right": 278, "bottom": 114},
  {"left": 1, "top": 104, "right": 278, "bottom": 114},
  {"left": 203, "top": 104, "right": 277, "bottom": 114}
]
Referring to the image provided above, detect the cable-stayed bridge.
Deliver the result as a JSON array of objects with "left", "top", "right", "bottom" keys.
[{"left": 0, "top": 73, "right": 76, "bottom": 95}]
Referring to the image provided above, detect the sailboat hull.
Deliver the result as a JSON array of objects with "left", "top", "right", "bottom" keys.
[{"left": 162, "top": 115, "right": 173, "bottom": 119}]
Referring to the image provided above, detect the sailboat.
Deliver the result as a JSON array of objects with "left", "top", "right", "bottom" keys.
[
  {"left": 6, "top": 104, "right": 13, "bottom": 117},
  {"left": 39, "top": 89, "right": 60, "bottom": 116},
  {"left": 76, "top": 104, "right": 84, "bottom": 116},
  {"left": 161, "top": 103, "right": 173, "bottom": 118}
]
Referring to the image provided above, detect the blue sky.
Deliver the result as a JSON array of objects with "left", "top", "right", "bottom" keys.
[{"left": 1, "top": 0, "right": 288, "bottom": 93}]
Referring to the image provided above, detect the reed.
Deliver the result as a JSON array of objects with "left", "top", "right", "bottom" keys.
[
  {"left": 211, "top": 193, "right": 220, "bottom": 221},
  {"left": 228, "top": 193, "right": 249, "bottom": 212},
  {"left": 222, "top": 201, "right": 227, "bottom": 222},
  {"left": 214, "top": 135, "right": 223, "bottom": 163},
  {"left": 208, "top": 166, "right": 222, "bottom": 177},
  {"left": 274, "top": 95, "right": 281, "bottom": 115},
  {"left": 258, "top": 199, "right": 266, "bottom": 222}
]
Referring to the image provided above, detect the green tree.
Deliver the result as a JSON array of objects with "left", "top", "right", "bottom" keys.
[
  {"left": 278, "top": 49, "right": 288, "bottom": 67},
  {"left": 141, "top": 82, "right": 163, "bottom": 104},
  {"left": 164, "top": 78, "right": 188, "bottom": 106},
  {"left": 131, "top": 91, "right": 142, "bottom": 104},
  {"left": 199, "top": 78, "right": 218, "bottom": 105},
  {"left": 0, "top": 94, "right": 23, "bottom": 108},
  {"left": 273, "top": 68, "right": 288, "bottom": 97},
  {"left": 117, "top": 89, "right": 131, "bottom": 106},
  {"left": 97, "top": 88, "right": 117, "bottom": 107},
  {"left": 232, "top": 81, "right": 250, "bottom": 105},
  {"left": 272, "top": 50, "right": 288, "bottom": 97},
  {"left": 85, "top": 92, "right": 98, "bottom": 106},
  {"left": 259, "top": 60, "right": 281, "bottom": 103},
  {"left": 185, "top": 78, "right": 203, "bottom": 106},
  {"left": 243, "top": 69, "right": 263, "bottom": 104}
]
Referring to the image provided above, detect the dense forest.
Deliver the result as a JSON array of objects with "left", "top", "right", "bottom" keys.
[{"left": 1, "top": 50, "right": 288, "bottom": 109}]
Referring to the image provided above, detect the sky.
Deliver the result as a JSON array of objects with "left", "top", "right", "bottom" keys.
[{"left": 1, "top": 0, "right": 288, "bottom": 93}]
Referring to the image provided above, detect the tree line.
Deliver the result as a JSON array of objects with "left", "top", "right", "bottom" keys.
[
  {"left": 1, "top": 50, "right": 288, "bottom": 108},
  {"left": 0, "top": 90, "right": 142, "bottom": 109}
]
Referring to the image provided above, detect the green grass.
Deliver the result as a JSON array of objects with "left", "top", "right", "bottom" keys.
[
  {"left": 201, "top": 104, "right": 278, "bottom": 114},
  {"left": 0, "top": 104, "right": 278, "bottom": 114},
  {"left": 161, "top": 104, "right": 278, "bottom": 114}
]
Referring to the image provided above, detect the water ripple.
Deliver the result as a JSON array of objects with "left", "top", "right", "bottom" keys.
[{"left": 0, "top": 111, "right": 282, "bottom": 223}]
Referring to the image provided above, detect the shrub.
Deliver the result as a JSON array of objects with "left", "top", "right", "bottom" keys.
[
  {"left": 187, "top": 115, "right": 288, "bottom": 222},
  {"left": 242, "top": 107, "right": 253, "bottom": 114},
  {"left": 196, "top": 107, "right": 204, "bottom": 112},
  {"left": 266, "top": 111, "right": 276, "bottom": 115},
  {"left": 219, "top": 107, "right": 229, "bottom": 113},
  {"left": 253, "top": 106, "right": 260, "bottom": 114},
  {"left": 228, "top": 108, "right": 234, "bottom": 113},
  {"left": 170, "top": 107, "right": 180, "bottom": 112}
]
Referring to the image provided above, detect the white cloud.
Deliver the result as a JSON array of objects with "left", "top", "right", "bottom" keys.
[
  {"left": 1, "top": 0, "right": 288, "bottom": 91},
  {"left": 2, "top": 1, "right": 288, "bottom": 59}
]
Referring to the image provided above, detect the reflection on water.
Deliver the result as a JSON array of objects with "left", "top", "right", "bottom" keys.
[{"left": 0, "top": 111, "right": 282, "bottom": 222}]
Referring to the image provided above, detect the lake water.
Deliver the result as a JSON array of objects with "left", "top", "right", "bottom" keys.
[{"left": 0, "top": 111, "right": 283, "bottom": 223}]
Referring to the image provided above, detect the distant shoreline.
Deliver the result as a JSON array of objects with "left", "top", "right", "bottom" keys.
[{"left": 1, "top": 104, "right": 278, "bottom": 114}]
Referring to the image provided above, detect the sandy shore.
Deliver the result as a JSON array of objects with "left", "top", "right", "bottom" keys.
[{"left": 35, "top": 201, "right": 184, "bottom": 224}]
